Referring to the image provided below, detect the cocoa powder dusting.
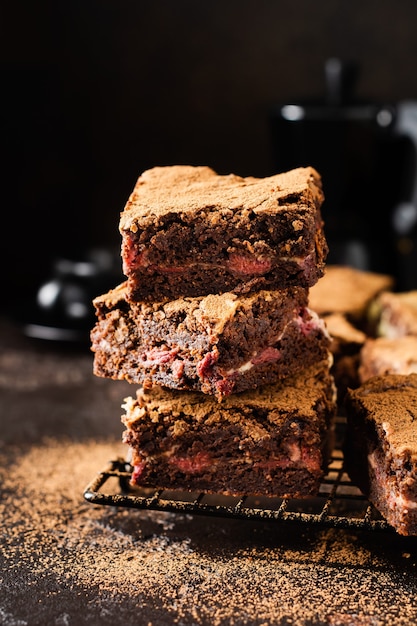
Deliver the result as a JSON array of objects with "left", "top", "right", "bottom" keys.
[{"left": 1, "top": 438, "right": 417, "bottom": 626}]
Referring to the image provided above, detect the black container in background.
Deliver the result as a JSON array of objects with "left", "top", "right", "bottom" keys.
[{"left": 270, "top": 59, "right": 417, "bottom": 290}]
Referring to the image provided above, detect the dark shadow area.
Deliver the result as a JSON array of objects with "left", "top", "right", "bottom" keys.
[{"left": 3, "top": 1, "right": 417, "bottom": 313}]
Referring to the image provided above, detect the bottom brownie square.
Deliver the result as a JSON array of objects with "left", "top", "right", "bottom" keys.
[
  {"left": 121, "top": 361, "right": 336, "bottom": 498},
  {"left": 344, "top": 373, "right": 417, "bottom": 536}
]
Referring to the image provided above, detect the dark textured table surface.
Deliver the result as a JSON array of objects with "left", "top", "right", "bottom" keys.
[{"left": 1, "top": 315, "right": 417, "bottom": 626}]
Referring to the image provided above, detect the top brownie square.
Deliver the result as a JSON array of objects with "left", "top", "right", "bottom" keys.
[{"left": 119, "top": 165, "right": 328, "bottom": 301}]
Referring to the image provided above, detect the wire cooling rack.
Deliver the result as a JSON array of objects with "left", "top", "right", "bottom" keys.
[{"left": 83, "top": 449, "right": 394, "bottom": 532}]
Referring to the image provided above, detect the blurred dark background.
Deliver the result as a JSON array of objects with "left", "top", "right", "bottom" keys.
[{"left": 2, "top": 1, "right": 417, "bottom": 331}]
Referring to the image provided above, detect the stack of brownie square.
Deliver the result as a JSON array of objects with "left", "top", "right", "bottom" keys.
[{"left": 91, "top": 165, "right": 336, "bottom": 498}]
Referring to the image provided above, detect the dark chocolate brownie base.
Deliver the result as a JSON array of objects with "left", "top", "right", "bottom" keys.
[
  {"left": 119, "top": 165, "right": 328, "bottom": 301},
  {"left": 91, "top": 282, "right": 331, "bottom": 400},
  {"left": 344, "top": 373, "right": 417, "bottom": 536},
  {"left": 121, "top": 361, "right": 336, "bottom": 498}
]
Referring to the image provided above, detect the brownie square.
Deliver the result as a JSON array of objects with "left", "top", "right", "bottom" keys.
[
  {"left": 359, "top": 336, "right": 417, "bottom": 383},
  {"left": 91, "top": 282, "right": 331, "bottom": 401},
  {"left": 374, "top": 290, "right": 417, "bottom": 338},
  {"left": 119, "top": 165, "right": 328, "bottom": 301},
  {"left": 122, "top": 361, "right": 336, "bottom": 498},
  {"left": 344, "top": 373, "right": 417, "bottom": 535},
  {"left": 309, "top": 265, "right": 394, "bottom": 324}
]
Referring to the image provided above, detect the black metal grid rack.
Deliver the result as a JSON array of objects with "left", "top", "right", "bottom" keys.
[{"left": 83, "top": 449, "right": 394, "bottom": 532}]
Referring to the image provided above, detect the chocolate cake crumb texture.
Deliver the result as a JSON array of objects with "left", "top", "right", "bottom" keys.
[
  {"left": 91, "top": 282, "right": 331, "bottom": 399},
  {"left": 119, "top": 165, "right": 328, "bottom": 300},
  {"left": 121, "top": 361, "right": 335, "bottom": 497}
]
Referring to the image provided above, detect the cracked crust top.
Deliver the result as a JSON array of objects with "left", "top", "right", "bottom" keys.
[{"left": 119, "top": 165, "right": 324, "bottom": 231}]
